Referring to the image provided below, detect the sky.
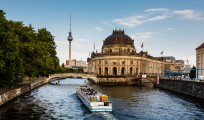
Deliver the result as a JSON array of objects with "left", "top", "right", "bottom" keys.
[{"left": 1, "top": 0, "right": 204, "bottom": 66}]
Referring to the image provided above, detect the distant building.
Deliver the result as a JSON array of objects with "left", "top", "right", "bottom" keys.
[
  {"left": 184, "top": 64, "right": 191, "bottom": 74},
  {"left": 65, "top": 59, "right": 86, "bottom": 68},
  {"left": 196, "top": 42, "right": 204, "bottom": 76},
  {"left": 184, "top": 59, "right": 191, "bottom": 74},
  {"left": 162, "top": 56, "right": 176, "bottom": 71},
  {"left": 175, "top": 60, "right": 184, "bottom": 72}
]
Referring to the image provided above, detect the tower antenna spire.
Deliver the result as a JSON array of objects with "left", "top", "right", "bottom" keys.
[
  {"left": 70, "top": 13, "right": 71, "bottom": 32},
  {"left": 68, "top": 13, "right": 73, "bottom": 61}
]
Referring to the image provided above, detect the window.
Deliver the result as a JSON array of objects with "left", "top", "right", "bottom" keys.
[
  {"left": 130, "top": 67, "right": 133, "bottom": 75},
  {"left": 121, "top": 67, "right": 125, "bottom": 75},
  {"left": 109, "top": 49, "right": 112, "bottom": 53},
  {"left": 130, "top": 60, "right": 133, "bottom": 64},
  {"left": 127, "top": 48, "right": 130, "bottom": 52},
  {"left": 99, "top": 67, "right": 101, "bottom": 74},
  {"left": 105, "top": 60, "right": 108, "bottom": 64},
  {"left": 113, "top": 67, "right": 117, "bottom": 76},
  {"left": 105, "top": 67, "right": 108, "bottom": 75}
]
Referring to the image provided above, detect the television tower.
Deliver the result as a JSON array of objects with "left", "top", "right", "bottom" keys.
[{"left": 67, "top": 14, "right": 73, "bottom": 61}]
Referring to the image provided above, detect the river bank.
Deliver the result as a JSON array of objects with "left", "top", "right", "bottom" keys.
[
  {"left": 0, "top": 73, "right": 96, "bottom": 107},
  {"left": 156, "top": 78, "right": 204, "bottom": 100},
  {"left": 0, "top": 77, "right": 49, "bottom": 106}
]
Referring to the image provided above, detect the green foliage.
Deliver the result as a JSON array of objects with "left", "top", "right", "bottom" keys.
[
  {"left": 61, "top": 63, "right": 65, "bottom": 68},
  {"left": 189, "top": 66, "right": 196, "bottom": 80},
  {"left": 67, "top": 67, "right": 84, "bottom": 73},
  {"left": 55, "top": 65, "right": 67, "bottom": 73},
  {"left": 0, "top": 10, "right": 59, "bottom": 87}
]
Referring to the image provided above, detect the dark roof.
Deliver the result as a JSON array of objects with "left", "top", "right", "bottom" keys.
[
  {"left": 163, "top": 56, "right": 175, "bottom": 60},
  {"left": 175, "top": 60, "right": 184, "bottom": 64},
  {"left": 196, "top": 42, "right": 204, "bottom": 50},
  {"left": 102, "top": 29, "right": 134, "bottom": 47}
]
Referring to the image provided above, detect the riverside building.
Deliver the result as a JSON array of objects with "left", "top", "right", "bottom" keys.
[
  {"left": 196, "top": 42, "right": 204, "bottom": 77},
  {"left": 87, "top": 29, "right": 184, "bottom": 84}
]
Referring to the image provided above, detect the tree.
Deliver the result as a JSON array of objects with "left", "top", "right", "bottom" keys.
[
  {"left": 0, "top": 9, "right": 60, "bottom": 87},
  {"left": 36, "top": 28, "right": 59, "bottom": 77},
  {"left": 189, "top": 66, "right": 196, "bottom": 80},
  {"left": 54, "top": 65, "right": 67, "bottom": 73},
  {"left": 0, "top": 11, "right": 23, "bottom": 87},
  {"left": 61, "top": 63, "right": 65, "bottom": 68}
]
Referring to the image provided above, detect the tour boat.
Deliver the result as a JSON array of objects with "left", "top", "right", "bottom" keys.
[{"left": 76, "top": 85, "right": 112, "bottom": 112}]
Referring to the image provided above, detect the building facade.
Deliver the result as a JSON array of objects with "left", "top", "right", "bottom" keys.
[
  {"left": 87, "top": 29, "right": 184, "bottom": 84},
  {"left": 196, "top": 42, "right": 204, "bottom": 76},
  {"left": 87, "top": 30, "right": 167, "bottom": 76},
  {"left": 175, "top": 60, "right": 184, "bottom": 72}
]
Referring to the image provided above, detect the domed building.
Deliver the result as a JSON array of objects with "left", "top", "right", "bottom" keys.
[{"left": 87, "top": 29, "right": 182, "bottom": 85}]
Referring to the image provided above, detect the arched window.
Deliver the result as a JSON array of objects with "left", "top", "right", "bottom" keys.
[
  {"left": 99, "top": 67, "right": 101, "bottom": 75},
  {"left": 130, "top": 67, "right": 133, "bottom": 75},
  {"left": 121, "top": 67, "right": 125, "bottom": 75},
  {"left": 127, "top": 48, "right": 130, "bottom": 52},
  {"left": 113, "top": 67, "right": 117, "bottom": 76},
  {"left": 105, "top": 67, "right": 108, "bottom": 75},
  {"left": 109, "top": 49, "right": 112, "bottom": 53},
  {"left": 136, "top": 68, "right": 138, "bottom": 75}
]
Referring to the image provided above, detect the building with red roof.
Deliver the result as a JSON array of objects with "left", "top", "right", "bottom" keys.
[
  {"left": 196, "top": 42, "right": 204, "bottom": 50},
  {"left": 196, "top": 42, "right": 204, "bottom": 77}
]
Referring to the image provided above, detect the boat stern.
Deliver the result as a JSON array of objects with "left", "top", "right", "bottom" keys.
[{"left": 89, "top": 102, "right": 112, "bottom": 112}]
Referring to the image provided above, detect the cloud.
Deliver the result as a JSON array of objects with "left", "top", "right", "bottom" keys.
[
  {"left": 147, "top": 15, "right": 169, "bottom": 22},
  {"left": 102, "top": 21, "right": 114, "bottom": 27},
  {"left": 130, "top": 32, "right": 154, "bottom": 41},
  {"left": 164, "top": 27, "right": 176, "bottom": 32},
  {"left": 111, "top": 8, "right": 203, "bottom": 28},
  {"left": 112, "top": 16, "right": 144, "bottom": 28},
  {"left": 95, "top": 27, "right": 104, "bottom": 31},
  {"left": 145, "top": 8, "right": 169, "bottom": 12},
  {"left": 173, "top": 10, "right": 203, "bottom": 20}
]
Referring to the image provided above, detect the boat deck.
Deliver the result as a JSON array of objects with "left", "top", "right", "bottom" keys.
[{"left": 76, "top": 85, "right": 112, "bottom": 112}]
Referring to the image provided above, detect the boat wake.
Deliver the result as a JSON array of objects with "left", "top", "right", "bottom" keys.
[{"left": 84, "top": 112, "right": 118, "bottom": 120}]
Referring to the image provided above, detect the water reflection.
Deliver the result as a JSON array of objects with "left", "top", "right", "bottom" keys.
[{"left": 0, "top": 78, "right": 204, "bottom": 120}]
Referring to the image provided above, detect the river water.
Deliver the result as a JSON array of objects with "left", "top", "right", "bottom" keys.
[{"left": 1, "top": 78, "right": 204, "bottom": 120}]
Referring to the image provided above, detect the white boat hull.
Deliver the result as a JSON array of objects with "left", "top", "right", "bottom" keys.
[{"left": 76, "top": 88, "right": 112, "bottom": 112}]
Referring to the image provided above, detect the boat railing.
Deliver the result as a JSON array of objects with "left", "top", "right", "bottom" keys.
[{"left": 78, "top": 85, "right": 111, "bottom": 103}]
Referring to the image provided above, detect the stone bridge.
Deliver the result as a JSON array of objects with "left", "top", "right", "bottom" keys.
[
  {"left": 46, "top": 73, "right": 158, "bottom": 85},
  {"left": 46, "top": 73, "right": 98, "bottom": 83}
]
